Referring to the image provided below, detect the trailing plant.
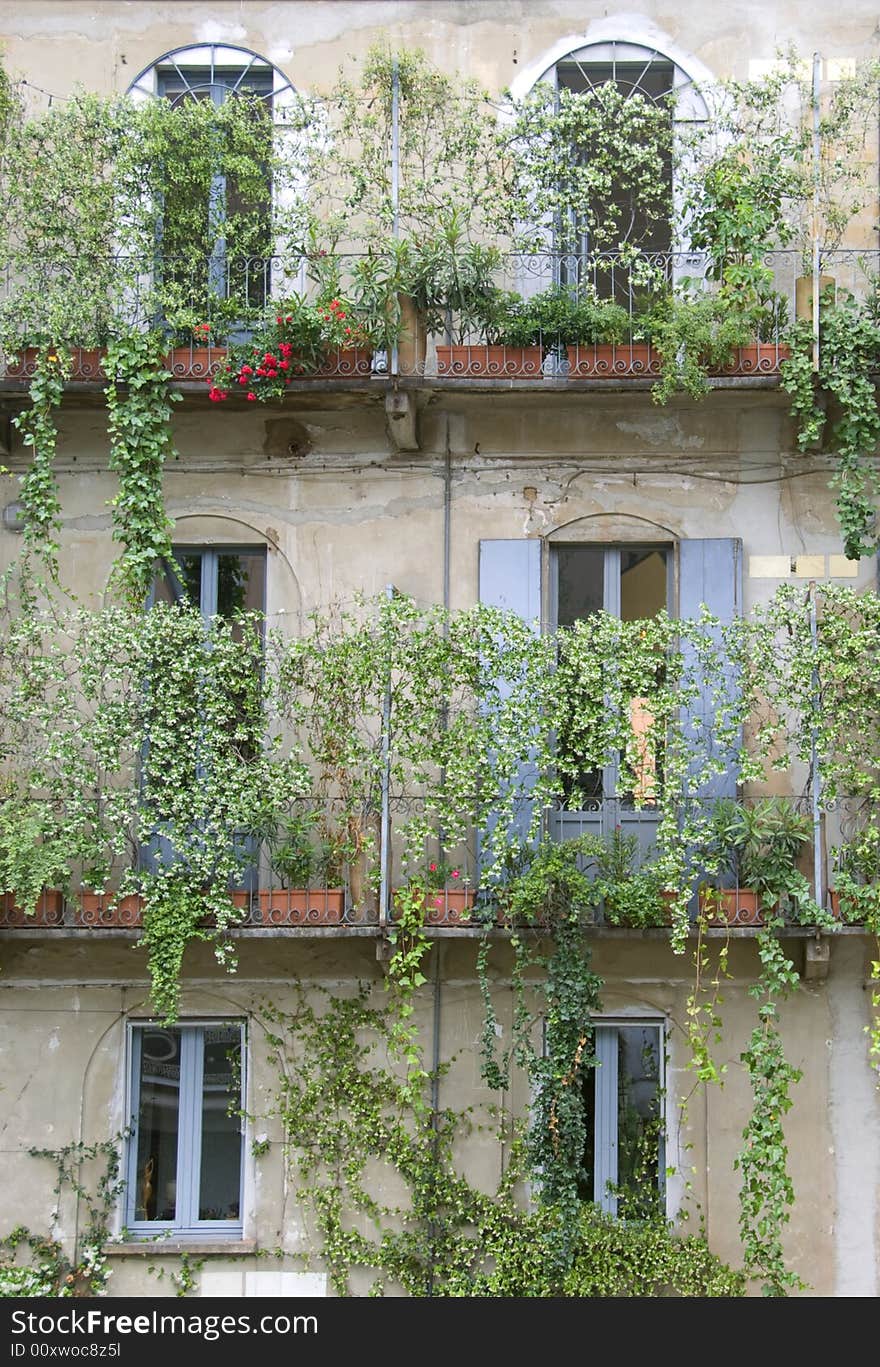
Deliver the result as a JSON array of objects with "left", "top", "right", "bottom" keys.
[
  {"left": 252, "top": 978, "right": 743, "bottom": 1297},
  {"left": 0, "top": 1136, "right": 126, "bottom": 1297},
  {"left": 735, "top": 923, "right": 804, "bottom": 1296},
  {"left": 12, "top": 344, "right": 69, "bottom": 570},
  {"left": 104, "top": 328, "right": 178, "bottom": 605},
  {"left": 781, "top": 288, "right": 880, "bottom": 560}
]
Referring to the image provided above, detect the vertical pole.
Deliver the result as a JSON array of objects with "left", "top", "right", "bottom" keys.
[
  {"left": 390, "top": 57, "right": 400, "bottom": 379},
  {"left": 809, "top": 581, "right": 824, "bottom": 909},
  {"left": 811, "top": 52, "right": 821, "bottom": 374},
  {"left": 378, "top": 582, "right": 394, "bottom": 927}
]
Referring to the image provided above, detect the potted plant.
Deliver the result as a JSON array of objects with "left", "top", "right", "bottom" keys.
[
  {"left": 698, "top": 796, "right": 815, "bottom": 925},
  {"left": 829, "top": 828, "right": 880, "bottom": 925},
  {"left": 491, "top": 834, "right": 603, "bottom": 929},
  {"left": 258, "top": 811, "right": 345, "bottom": 925},
  {"left": 208, "top": 293, "right": 372, "bottom": 403},
  {"left": 586, "top": 827, "right": 673, "bottom": 928},
  {"left": 391, "top": 856, "right": 475, "bottom": 926}
]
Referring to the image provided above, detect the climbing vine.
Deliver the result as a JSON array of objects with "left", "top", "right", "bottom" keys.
[
  {"left": 0, "top": 1138, "right": 126, "bottom": 1298},
  {"left": 12, "top": 344, "right": 68, "bottom": 569},
  {"left": 104, "top": 330, "right": 179, "bottom": 606}
]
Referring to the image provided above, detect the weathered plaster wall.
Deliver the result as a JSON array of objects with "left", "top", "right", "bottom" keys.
[{"left": 0, "top": 930, "right": 874, "bottom": 1296}]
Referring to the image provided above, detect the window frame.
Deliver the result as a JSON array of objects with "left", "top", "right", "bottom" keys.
[
  {"left": 151, "top": 544, "right": 268, "bottom": 620},
  {"left": 586, "top": 1015, "right": 667, "bottom": 1217},
  {"left": 124, "top": 1018, "right": 246, "bottom": 1239}
]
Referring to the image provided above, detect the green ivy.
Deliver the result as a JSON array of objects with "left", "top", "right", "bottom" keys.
[{"left": 104, "top": 329, "right": 178, "bottom": 606}]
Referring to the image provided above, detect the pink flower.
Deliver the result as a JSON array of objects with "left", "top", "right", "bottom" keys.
[
  {"left": 451, "top": 869, "right": 460, "bottom": 879},
  {"left": 429, "top": 863, "right": 437, "bottom": 873},
  {"left": 246, "top": 392, "right": 257, "bottom": 401},
  {"left": 434, "top": 897, "right": 443, "bottom": 908}
]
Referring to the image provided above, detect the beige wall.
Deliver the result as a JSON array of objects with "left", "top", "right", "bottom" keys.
[
  {"left": 0, "top": 928, "right": 876, "bottom": 1296},
  {"left": 2, "top": 0, "right": 880, "bottom": 1301}
]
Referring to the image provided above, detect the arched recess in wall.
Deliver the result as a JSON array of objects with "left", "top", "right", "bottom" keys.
[
  {"left": 125, "top": 44, "right": 306, "bottom": 298},
  {"left": 545, "top": 512, "right": 679, "bottom": 621},
  {"left": 164, "top": 512, "right": 302, "bottom": 632},
  {"left": 505, "top": 19, "right": 715, "bottom": 296}
]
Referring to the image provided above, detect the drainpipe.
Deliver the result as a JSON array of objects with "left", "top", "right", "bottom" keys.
[
  {"left": 378, "top": 582, "right": 394, "bottom": 928},
  {"left": 809, "top": 581, "right": 824, "bottom": 909},
  {"left": 427, "top": 420, "right": 452, "bottom": 1294},
  {"left": 811, "top": 53, "right": 821, "bottom": 373},
  {"left": 390, "top": 57, "right": 400, "bottom": 380}
]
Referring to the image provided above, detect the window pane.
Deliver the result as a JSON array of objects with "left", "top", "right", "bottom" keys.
[
  {"left": 134, "top": 1028, "right": 182, "bottom": 1222},
  {"left": 615, "top": 1024, "right": 662, "bottom": 1217},
  {"left": 198, "top": 1025, "right": 242, "bottom": 1221},
  {"left": 620, "top": 547, "right": 667, "bottom": 620},
  {"left": 556, "top": 545, "right": 604, "bottom": 625},
  {"left": 217, "top": 552, "right": 265, "bottom": 623}
]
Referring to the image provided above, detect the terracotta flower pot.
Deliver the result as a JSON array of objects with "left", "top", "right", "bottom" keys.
[
  {"left": 257, "top": 888, "right": 345, "bottom": 926},
  {"left": 716, "top": 343, "right": 791, "bottom": 376},
  {"left": 698, "top": 887, "right": 764, "bottom": 926},
  {"left": 0, "top": 890, "right": 66, "bottom": 926},
  {"left": 4, "top": 347, "right": 107, "bottom": 381},
  {"left": 566, "top": 343, "right": 661, "bottom": 378},
  {"left": 421, "top": 888, "right": 476, "bottom": 925},
  {"left": 312, "top": 347, "right": 373, "bottom": 378},
  {"left": 435, "top": 344, "right": 544, "bottom": 378},
  {"left": 165, "top": 346, "right": 227, "bottom": 381},
  {"left": 73, "top": 893, "right": 144, "bottom": 928}
]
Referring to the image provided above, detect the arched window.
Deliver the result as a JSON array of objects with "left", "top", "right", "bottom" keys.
[
  {"left": 126, "top": 46, "right": 301, "bottom": 313},
  {"left": 508, "top": 30, "right": 712, "bottom": 297}
]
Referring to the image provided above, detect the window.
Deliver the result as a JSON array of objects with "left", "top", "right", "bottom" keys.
[
  {"left": 126, "top": 45, "right": 300, "bottom": 317},
  {"left": 153, "top": 546, "right": 267, "bottom": 633},
  {"left": 509, "top": 33, "right": 712, "bottom": 303},
  {"left": 556, "top": 54, "right": 675, "bottom": 284},
  {"left": 145, "top": 546, "right": 267, "bottom": 889},
  {"left": 125, "top": 1021, "right": 244, "bottom": 1236},
  {"left": 580, "top": 1019, "right": 665, "bottom": 1217},
  {"left": 551, "top": 543, "right": 671, "bottom": 853}
]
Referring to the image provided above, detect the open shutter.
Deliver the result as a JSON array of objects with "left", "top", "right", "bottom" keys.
[
  {"left": 478, "top": 540, "right": 541, "bottom": 854},
  {"left": 678, "top": 538, "right": 742, "bottom": 805}
]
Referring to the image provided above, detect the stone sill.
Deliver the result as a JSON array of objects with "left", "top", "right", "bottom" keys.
[{"left": 104, "top": 1240, "right": 256, "bottom": 1258}]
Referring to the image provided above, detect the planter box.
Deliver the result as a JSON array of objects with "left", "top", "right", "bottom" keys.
[
  {"left": 421, "top": 888, "right": 476, "bottom": 925},
  {"left": 165, "top": 346, "right": 228, "bottom": 380},
  {"left": 73, "top": 893, "right": 145, "bottom": 928},
  {"left": 4, "top": 347, "right": 107, "bottom": 382},
  {"left": 566, "top": 343, "right": 661, "bottom": 378},
  {"left": 257, "top": 888, "right": 345, "bottom": 926},
  {"left": 435, "top": 344, "right": 544, "bottom": 379},
  {"left": 312, "top": 347, "right": 373, "bottom": 379},
  {"left": 716, "top": 343, "right": 791, "bottom": 376},
  {"left": 0, "top": 890, "right": 66, "bottom": 926},
  {"left": 5, "top": 346, "right": 230, "bottom": 383},
  {"left": 698, "top": 887, "right": 764, "bottom": 926}
]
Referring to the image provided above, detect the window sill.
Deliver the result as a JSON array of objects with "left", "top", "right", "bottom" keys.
[{"left": 105, "top": 1239, "right": 256, "bottom": 1257}]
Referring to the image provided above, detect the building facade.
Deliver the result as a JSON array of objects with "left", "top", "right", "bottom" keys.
[{"left": 0, "top": 1, "right": 879, "bottom": 1299}]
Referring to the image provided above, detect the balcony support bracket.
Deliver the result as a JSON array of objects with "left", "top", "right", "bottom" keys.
[
  {"left": 385, "top": 390, "right": 420, "bottom": 452},
  {"left": 803, "top": 935, "right": 830, "bottom": 981}
]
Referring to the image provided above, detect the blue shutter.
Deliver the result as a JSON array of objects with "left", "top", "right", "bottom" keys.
[
  {"left": 478, "top": 540, "right": 541, "bottom": 852},
  {"left": 678, "top": 538, "right": 742, "bottom": 804}
]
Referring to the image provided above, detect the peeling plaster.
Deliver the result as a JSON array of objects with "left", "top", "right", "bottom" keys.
[{"left": 615, "top": 416, "right": 707, "bottom": 450}]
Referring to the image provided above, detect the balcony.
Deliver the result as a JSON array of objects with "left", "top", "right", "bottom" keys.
[{"left": 2, "top": 248, "right": 873, "bottom": 394}]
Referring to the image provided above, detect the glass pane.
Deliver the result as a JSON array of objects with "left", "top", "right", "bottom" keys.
[
  {"left": 198, "top": 1025, "right": 242, "bottom": 1221},
  {"left": 134, "top": 1028, "right": 182, "bottom": 1222},
  {"left": 217, "top": 552, "right": 265, "bottom": 624},
  {"left": 620, "top": 547, "right": 667, "bottom": 620},
  {"left": 556, "top": 545, "right": 604, "bottom": 625},
  {"left": 615, "top": 1024, "right": 662, "bottom": 1217},
  {"left": 579, "top": 1064, "right": 596, "bottom": 1202}
]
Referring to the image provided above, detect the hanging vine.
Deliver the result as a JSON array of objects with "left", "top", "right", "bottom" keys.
[{"left": 104, "top": 329, "right": 179, "bottom": 607}]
